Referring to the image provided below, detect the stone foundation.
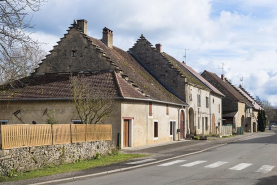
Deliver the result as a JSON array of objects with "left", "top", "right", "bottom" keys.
[{"left": 0, "top": 140, "right": 114, "bottom": 176}]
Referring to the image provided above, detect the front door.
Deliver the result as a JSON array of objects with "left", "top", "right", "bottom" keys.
[
  {"left": 180, "top": 110, "right": 185, "bottom": 138},
  {"left": 123, "top": 120, "right": 130, "bottom": 147},
  {"left": 212, "top": 114, "right": 215, "bottom": 134}
]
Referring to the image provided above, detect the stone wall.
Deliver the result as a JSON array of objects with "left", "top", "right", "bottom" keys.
[
  {"left": 0, "top": 140, "right": 114, "bottom": 176},
  {"left": 129, "top": 36, "right": 187, "bottom": 101}
]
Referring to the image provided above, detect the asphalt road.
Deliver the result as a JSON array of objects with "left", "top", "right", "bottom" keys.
[{"left": 58, "top": 129, "right": 277, "bottom": 185}]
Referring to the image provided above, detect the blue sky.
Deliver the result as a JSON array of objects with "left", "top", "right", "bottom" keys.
[{"left": 27, "top": 0, "right": 277, "bottom": 106}]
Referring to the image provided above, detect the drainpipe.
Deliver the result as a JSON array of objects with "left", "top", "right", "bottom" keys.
[{"left": 178, "top": 107, "right": 181, "bottom": 141}]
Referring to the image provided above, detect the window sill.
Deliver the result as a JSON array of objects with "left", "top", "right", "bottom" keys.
[{"left": 153, "top": 137, "right": 158, "bottom": 140}]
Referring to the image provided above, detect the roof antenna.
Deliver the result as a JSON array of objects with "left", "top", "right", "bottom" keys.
[
  {"left": 179, "top": 48, "right": 189, "bottom": 64},
  {"left": 219, "top": 62, "right": 224, "bottom": 75},
  {"left": 240, "top": 76, "right": 243, "bottom": 87}
]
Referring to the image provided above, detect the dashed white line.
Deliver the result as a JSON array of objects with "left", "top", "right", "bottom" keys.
[
  {"left": 181, "top": 160, "right": 207, "bottom": 167},
  {"left": 158, "top": 160, "right": 186, "bottom": 166},
  {"left": 205, "top": 161, "right": 228, "bottom": 168},
  {"left": 229, "top": 163, "right": 252, "bottom": 171},
  {"left": 256, "top": 165, "right": 275, "bottom": 173},
  {"left": 126, "top": 158, "right": 156, "bottom": 164}
]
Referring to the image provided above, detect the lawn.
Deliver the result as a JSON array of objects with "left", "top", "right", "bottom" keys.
[{"left": 0, "top": 152, "right": 147, "bottom": 182}]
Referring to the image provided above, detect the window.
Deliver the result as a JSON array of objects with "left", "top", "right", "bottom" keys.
[
  {"left": 218, "top": 104, "right": 220, "bottom": 113},
  {"left": 198, "top": 117, "right": 200, "bottom": 129},
  {"left": 170, "top": 121, "right": 173, "bottom": 136},
  {"left": 71, "top": 119, "right": 82, "bottom": 124},
  {"left": 149, "top": 102, "right": 153, "bottom": 117},
  {"left": 71, "top": 50, "right": 76, "bottom": 57},
  {"left": 206, "top": 97, "right": 209, "bottom": 108},
  {"left": 205, "top": 117, "right": 208, "bottom": 130},
  {"left": 166, "top": 104, "right": 169, "bottom": 116},
  {"left": 197, "top": 94, "right": 201, "bottom": 107},
  {"left": 154, "top": 121, "right": 158, "bottom": 138},
  {"left": 0, "top": 120, "right": 8, "bottom": 125}
]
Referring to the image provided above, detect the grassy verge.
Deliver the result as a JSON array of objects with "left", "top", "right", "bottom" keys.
[{"left": 0, "top": 152, "right": 147, "bottom": 183}]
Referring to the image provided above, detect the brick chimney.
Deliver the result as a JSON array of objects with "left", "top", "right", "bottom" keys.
[
  {"left": 156, "top": 43, "right": 162, "bottom": 52},
  {"left": 221, "top": 74, "right": 225, "bottom": 81},
  {"left": 102, "top": 27, "right": 113, "bottom": 48},
  {"left": 77, "top": 19, "right": 87, "bottom": 34}
]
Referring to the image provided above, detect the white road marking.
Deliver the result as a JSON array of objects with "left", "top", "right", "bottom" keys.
[
  {"left": 229, "top": 163, "right": 252, "bottom": 170},
  {"left": 256, "top": 165, "right": 275, "bottom": 173},
  {"left": 126, "top": 158, "right": 156, "bottom": 164},
  {"left": 181, "top": 160, "right": 207, "bottom": 167},
  {"left": 158, "top": 160, "right": 186, "bottom": 166},
  {"left": 205, "top": 161, "right": 228, "bottom": 168}
]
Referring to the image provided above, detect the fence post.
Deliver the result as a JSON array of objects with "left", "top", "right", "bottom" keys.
[
  {"left": 70, "top": 124, "right": 72, "bottom": 144},
  {"left": 51, "top": 124, "right": 54, "bottom": 145}
]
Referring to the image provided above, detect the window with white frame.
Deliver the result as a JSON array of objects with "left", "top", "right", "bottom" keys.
[
  {"left": 206, "top": 97, "right": 209, "bottom": 108},
  {"left": 197, "top": 94, "right": 201, "bottom": 107},
  {"left": 170, "top": 121, "right": 173, "bottom": 136}
]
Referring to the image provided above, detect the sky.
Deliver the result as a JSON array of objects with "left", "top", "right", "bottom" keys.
[{"left": 26, "top": 0, "right": 277, "bottom": 106}]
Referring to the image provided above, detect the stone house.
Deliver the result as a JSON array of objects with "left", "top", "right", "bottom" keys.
[
  {"left": 201, "top": 71, "right": 254, "bottom": 132},
  {"left": 129, "top": 37, "right": 224, "bottom": 137},
  {"left": 0, "top": 19, "right": 189, "bottom": 148}
]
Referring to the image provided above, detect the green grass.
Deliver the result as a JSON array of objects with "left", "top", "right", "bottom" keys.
[{"left": 0, "top": 152, "right": 147, "bottom": 183}]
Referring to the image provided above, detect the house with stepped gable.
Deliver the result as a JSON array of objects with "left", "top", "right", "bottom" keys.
[
  {"left": 0, "top": 19, "right": 189, "bottom": 148},
  {"left": 201, "top": 71, "right": 254, "bottom": 132},
  {"left": 129, "top": 37, "right": 224, "bottom": 137}
]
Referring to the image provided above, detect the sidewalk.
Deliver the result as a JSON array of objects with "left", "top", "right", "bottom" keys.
[{"left": 2, "top": 132, "right": 258, "bottom": 185}]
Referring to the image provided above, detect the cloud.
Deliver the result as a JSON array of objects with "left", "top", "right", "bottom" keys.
[{"left": 26, "top": 0, "right": 277, "bottom": 106}]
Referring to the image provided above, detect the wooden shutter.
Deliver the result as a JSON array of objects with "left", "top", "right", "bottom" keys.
[
  {"left": 166, "top": 104, "right": 169, "bottom": 116},
  {"left": 149, "top": 102, "right": 153, "bottom": 116}
]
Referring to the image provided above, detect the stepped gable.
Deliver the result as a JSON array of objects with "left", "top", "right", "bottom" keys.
[
  {"left": 203, "top": 71, "right": 252, "bottom": 105},
  {"left": 87, "top": 36, "right": 186, "bottom": 105},
  {"left": 130, "top": 35, "right": 208, "bottom": 90},
  {"left": 0, "top": 72, "right": 120, "bottom": 101},
  {"left": 235, "top": 85, "right": 263, "bottom": 110},
  {"left": 34, "top": 21, "right": 117, "bottom": 74}
]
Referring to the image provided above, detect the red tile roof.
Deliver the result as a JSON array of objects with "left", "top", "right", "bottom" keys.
[{"left": 0, "top": 72, "right": 120, "bottom": 100}]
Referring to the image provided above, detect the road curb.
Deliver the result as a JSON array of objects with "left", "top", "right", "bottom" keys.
[{"left": 30, "top": 133, "right": 257, "bottom": 185}]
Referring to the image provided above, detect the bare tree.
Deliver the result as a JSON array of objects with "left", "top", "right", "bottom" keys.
[
  {"left": 0, "top": 46, "right": 47, "bottom": 84},
  {"left": 0, "top": 0, "right": 45, "bottom": 84},
  {"left": 261, "top": 99, "right": 276, "bottom": 123},
  {"left": 70, "top": 74, "right": 115, "bottom": 124}
]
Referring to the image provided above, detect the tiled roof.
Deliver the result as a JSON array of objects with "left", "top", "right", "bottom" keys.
[
  {"left": 0, "top": 72, "right": 120, "bottom": 100},
  {"left": 161, "top": 53, "right": 209, "bottom": 90},
  {"left": 203, "top": 71, "right": 252, "bottom": 105},
  {"left": 180, "top": 63, "right": 224, "bottom": 97},
  {"left": 114, "top": 72, "right": 147, "bottom": 99},
  {"left": 87, "top": 37, "right": 186, "bottom": 105},
  {"left": 235, "top": 86, "right": 263, "bottom": 110},
  {"left": 223, "top": 111, "right": 237, "bottom": 118}
]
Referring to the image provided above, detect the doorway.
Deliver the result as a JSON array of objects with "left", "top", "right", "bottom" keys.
[
  {"left": 189, "top": 108, "right": 194, "bottom": 135},
  {"left": 123, "top": 120, "right": 131, "bottom": 147},
  {"left": 180, "top": 110, "right": 185, "bottom": 138}
]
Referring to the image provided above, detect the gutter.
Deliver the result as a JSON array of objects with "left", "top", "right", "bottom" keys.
[
  {"left": 0, "top": 97, "right": 189, "bottom": 107},
  {"left": 114, "top": 97, "right": 189, "bottom": 107}
]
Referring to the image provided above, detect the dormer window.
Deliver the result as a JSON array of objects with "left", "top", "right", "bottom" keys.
[{"left": 71, "top": 50, "right": 76, "bottom": 57}]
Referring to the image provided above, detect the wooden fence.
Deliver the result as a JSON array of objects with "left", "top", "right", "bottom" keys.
[
  {"left": 1, "top": 124, "right": 112, "bottom": 149},
  {"left": 221, "top": 125, "right": 232, "bottom": 136}
]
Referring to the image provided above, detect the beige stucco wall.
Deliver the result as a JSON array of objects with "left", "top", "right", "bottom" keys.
[
  {"left": 186, "top": 85, "right": 210, "bottom": 135},
  {"left": 237, "top": 102, "right": 246, "bottom": 128},
  {"left": 210, "top": 94, "right": 222, "bottom": 133},
  {"left": 0, "top": 100, "right": 122, "bottom": 145},
  {"left": 120, "top": 99, "right": 181, "bottom": 148}
]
